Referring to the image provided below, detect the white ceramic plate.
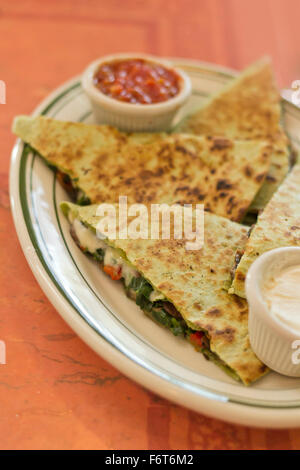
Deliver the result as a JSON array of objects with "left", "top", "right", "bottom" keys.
[{"left": 9, "top": 59, "right": 300, "bottom": 428}]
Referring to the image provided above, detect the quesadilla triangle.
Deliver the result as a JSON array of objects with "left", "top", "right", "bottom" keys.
[
  {"left": 175, "top": 57, "right": 290, "bottom": 212},
  {"left": 60, "top": 200, "right": 268, "bottom": 385},
  {"left": 231, "top": 165, "right": 300, "bottom": 298},
  {"left": 13, "top": 115, "right": 272, "bottom": 223}
]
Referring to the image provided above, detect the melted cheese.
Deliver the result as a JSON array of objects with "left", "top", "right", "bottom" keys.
[
  {"left": 72, "top": 219, "right": 139, "bottom": 286},
  {"left": 73, "top": 218, "right": 106, "bottom": 252},
  {"left": 71, "top": 216, "right": 165, "bottom": 298}
]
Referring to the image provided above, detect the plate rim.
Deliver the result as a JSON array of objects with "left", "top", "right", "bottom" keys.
[{"left": 9, "top": 59, "right": 300, "bottom": 428}]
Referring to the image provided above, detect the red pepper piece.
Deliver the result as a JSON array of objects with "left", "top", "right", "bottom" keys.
[
  {"left": 103, "top": 265, "right": 122, "bottom": 281},
  {"left": 189, "top": 331, "right": 204, "bottom": 348}
]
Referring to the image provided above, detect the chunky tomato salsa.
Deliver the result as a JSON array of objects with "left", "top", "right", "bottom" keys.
[{"left": 93, "top": 58, "right": 181, "bottom": 104}]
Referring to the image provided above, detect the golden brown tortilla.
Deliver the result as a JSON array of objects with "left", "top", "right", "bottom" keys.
[
  {"left": 177, "top": 57, "right": 290, "bottom": 211},
  {"left": 231, "top": 165, "right": 300, "bottom": 298},
  {"left": 61, "top": 201, "right": 268, "bottom": 385},
  {"left": 13, "top": 115, "right": 272, "bottom": 222}
]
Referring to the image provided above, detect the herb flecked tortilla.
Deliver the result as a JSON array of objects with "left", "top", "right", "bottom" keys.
[
  {"left": 60, "top": 201, "right": 268, "bottom": 385},
  {"left": 231, "top": 165, "right": 300, "bottom": 298},
  {"left": 176, "top": 57, "right": 290, "bottom": 212},
  {"left": 13, "top": 115, "right": 272, "bottom": 222}
]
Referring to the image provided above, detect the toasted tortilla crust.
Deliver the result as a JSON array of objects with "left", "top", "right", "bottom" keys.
[
  {"left": 177, "top": 57, "right": 290, "bottom": 211},
  {"left": 61, "top": 201, "right": 268, "bottom": 385},
  {"left": 13, "top": 116, "right": 271, "bottom": 222},
  {"left": 231, "top": 165, "right": 300, "bottom": 298},
  {"left": 249, "top": 127, "right": 289, "bottom": 212}
]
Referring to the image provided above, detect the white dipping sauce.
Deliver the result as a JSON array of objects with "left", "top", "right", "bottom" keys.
[{"left": 264, "top": 265, "right": 300, "bottom": 331}]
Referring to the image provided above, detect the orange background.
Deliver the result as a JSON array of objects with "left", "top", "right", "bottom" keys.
[{"left": 1, "top": 0, "right": 300, "bottom": 450}]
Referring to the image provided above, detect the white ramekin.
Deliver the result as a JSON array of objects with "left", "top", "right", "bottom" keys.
[
  {"left": 246, "top": 247, "right": 300, "bottom": 377},
  {"left": 81, "top": 53, "right": 192, "bottom": 132}
]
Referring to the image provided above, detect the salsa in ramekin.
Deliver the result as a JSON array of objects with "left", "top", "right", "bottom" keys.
[
  {"left": 82, "top": 54, "right": 191, "bottom": 132},
  {"left": 93, "top": 58, "right": 181, "bottom": 105}
]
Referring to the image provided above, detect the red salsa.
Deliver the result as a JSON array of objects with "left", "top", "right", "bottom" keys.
[{"left": 93, "top": 58, "right": 181, "bottom": 104}]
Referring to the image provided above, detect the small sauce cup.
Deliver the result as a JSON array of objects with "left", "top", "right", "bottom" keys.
[
  {"left": 81, "top": 53, "right": 192, "bottom": 132},
  {"left": 246, "top": 246, "right": 300, "bottom": 377}
]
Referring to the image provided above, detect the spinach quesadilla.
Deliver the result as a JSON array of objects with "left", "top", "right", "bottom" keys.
[
  {"left": 13, "top": 115, "right": 272, "bottom": 222},
  {"left": 231, "top": 165, "right": 300, "bottom": 298},
  {"left": 60, "top": 201, "right": 268, "bottom": 385},
  {"left": 176, "top": 57, "right": 290, "bottom": 212}
]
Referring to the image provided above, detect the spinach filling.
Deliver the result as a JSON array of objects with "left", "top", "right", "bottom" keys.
[
  {"left": 70, "top": 217, "right": 240, "bottom": 382},
  {"left": 76, "top": 191, "right": 91, "bottom": 206},
  {"left": 128, "top": 277, "right": 191, "bottom": 338},
  {"left": 93, "top": 248, "right": 105, "bottom": 262},
  {"left": 127, "top": 275, "right": 240, "bottom": 381}
]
